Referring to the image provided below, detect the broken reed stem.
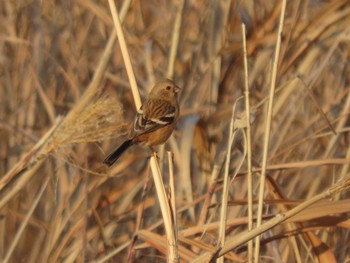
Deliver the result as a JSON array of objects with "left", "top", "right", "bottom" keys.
[
  {"left": 108, "top": 0, "right": 141, "bottom": 109},
  {"left": 150, "top": 153, "right": 178, "bottom": 263},
  {"left": 254, "top": 1, "right": 287, "bottom": 261},
  {"left": 241, "top": 23, "right": 253, "bottom": 263}
]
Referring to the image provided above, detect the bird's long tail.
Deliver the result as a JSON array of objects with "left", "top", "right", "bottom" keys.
[{"left": 103, "top": 139, "right": 133, "bottom": 166}]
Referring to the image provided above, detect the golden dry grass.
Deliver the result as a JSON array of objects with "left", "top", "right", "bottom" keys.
[{"left": 1, "top": 0, "right": 350, "bottom": 262}]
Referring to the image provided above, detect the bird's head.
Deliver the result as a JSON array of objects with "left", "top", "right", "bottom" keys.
[{"left": 149, "top": 79, "right": 180, "bottom": 102}]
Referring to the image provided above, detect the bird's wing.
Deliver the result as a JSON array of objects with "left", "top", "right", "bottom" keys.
[{"left": 130, "top": 99, "right": 177, "bottom": 138}]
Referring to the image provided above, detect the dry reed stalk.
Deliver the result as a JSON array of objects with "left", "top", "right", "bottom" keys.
[
  {"left": 107, "top": 0, "right": 141, "bottom": 109},
  {"left": 241, "top": 23, "right": 253, "bottom": 263},
  {"left": 166, "top": 0, "right": 185, "bottom": 80},
  {"left": 254, "top": 1, "right": 287, "bottom": 261},
  {"left": 217, "top": 103, "right": 236, "bottom": 262},
  {"left": 150, "top": 154, "right": 178, "bottom": 262},
  {"left": 168, "top": 151, "right": 178, "bottom": 248}
]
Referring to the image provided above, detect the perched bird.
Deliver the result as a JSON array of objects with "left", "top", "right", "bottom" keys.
[{"left": 103, "top": 79, "right": 180, "bottom": 166}]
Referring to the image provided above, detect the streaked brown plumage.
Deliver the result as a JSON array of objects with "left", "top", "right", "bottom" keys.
[{"left": 103, "top": 79, "right": 180, "bottom": 166}]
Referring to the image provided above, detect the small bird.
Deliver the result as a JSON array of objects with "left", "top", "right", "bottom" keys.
[{"left": 103, "top": 79, "right": 180, "bottom": 166}]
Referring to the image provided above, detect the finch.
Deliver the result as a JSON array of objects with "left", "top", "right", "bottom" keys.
[{"left": 103, "top": 79, "right": 180, "bottom": 166}]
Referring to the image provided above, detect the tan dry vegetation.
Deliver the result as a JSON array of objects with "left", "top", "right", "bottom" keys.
[{"left": 1, "top": 0, "right": 350, "bottom": 262}]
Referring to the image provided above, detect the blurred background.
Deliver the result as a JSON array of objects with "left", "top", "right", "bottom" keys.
[{"left": 1, "top": 0, "right": 350, "bottom": 262}]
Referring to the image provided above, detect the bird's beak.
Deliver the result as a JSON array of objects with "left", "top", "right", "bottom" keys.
[{"left": 174, "top": 85, "right": 181, "bottom": 94}]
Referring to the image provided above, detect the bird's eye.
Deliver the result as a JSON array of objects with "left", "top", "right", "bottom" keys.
[{"left": 166, "top": 86, "right": 171, "bottom": 90}]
